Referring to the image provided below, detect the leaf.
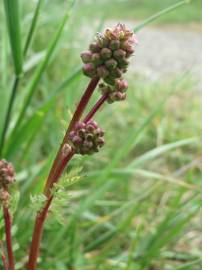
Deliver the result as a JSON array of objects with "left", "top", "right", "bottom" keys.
[
  {"left": 50, "top": 167, "right": 83, "bottom": 225},
  {"left": 3, "top": 0, "right": 23, "bottom": 76},
  {"left": 14, "top": 0, "right": 76, "bottom": 129},
  {"left": 9, "top": 184, "right": 20, "bottom": 215},
  {"left": 23, "top": 0, "right": 45, "bottom": 56},
  {"left": 30, "top": 194, "right": 47, "bottom": 213}
]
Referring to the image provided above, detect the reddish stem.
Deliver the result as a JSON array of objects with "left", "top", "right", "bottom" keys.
[
  {"left": 27, "top": 77, "right": 105, "bottom": 270},
  {"left": 84, "top": 93, "right": 108, "bottom": 123},
  {"left": 3, "top": 207, "right": 15, "bottom": 270},
  {"left": 27, "top": 197, "right": 53, "bottom": 270},
  {"left": 44, "top": 77, "right": 99, "bottom": 195}
]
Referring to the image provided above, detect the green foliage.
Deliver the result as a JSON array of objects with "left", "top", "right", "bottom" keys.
[
  {"left": 30, "top": 194, "right": 47, "bottom": 213},
  {"left": 50, "top": 167, "right": 82, "bottom": 224},
  {"left": 3, "top": 0, "right": 23, "bottom": 76}
]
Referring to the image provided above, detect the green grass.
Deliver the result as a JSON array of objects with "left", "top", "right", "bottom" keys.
[
  {"left": 0, "top": 0, "right": 202, "bottom": 269},
  {"left": 79, "top": 0, "right": 202, "bottom": 24}
]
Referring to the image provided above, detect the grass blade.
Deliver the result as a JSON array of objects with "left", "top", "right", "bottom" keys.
[
  {"left": 23, "top": 0, "right": 44, "bottom": 56},
  {"left": 15, "top": 0, "right": 76, "bottom": 130},
  {"left": 3, "top": 0, "right": 23, "bottom": 76},
  {"left": 134, "top": 0, "right": 191, "bottom": 33}
]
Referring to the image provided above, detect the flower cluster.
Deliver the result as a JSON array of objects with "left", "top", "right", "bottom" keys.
[
  {"left": 69, "top": 121, "right": 105, "bottom": 155},
  {"left": 99, "top": 78, "right": 128, "bottom": 103},
  {"left": 0, "top": 159, "right": 15, "bottom": 207},
  {"left": 81, "top": 23, "right": 137, "bottom": 102},
  {"left": 0, "top": 159, "right": 15, "bottom": 188}
]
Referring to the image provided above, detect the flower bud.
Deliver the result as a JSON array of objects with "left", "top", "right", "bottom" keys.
[
  {"left": 61, "top": 144, "right": 72, "bottom": 158},
  {"left": 97, "top": 66, "right": 109, "bottom": 78},
  {"left": 110, "top": 67, "right": 122, "bottom": 79},
  {"left": 109, "top": 40, "right": 120, "bottom": 50},
  {"left": 91, "top": 53, "right": 103, "bottom": 66},
  {"left": 117, "top": 58, "right": 129, "bottom": 69},
  {"left": 105, "top": 59, "right": 117, "bottom": 70},
  {"left": 100, "top": 48, "right": 112, "bottom": 60},
  {"left": 68, "top": 121, "right": 105, "bottom": 155},
  {"left": 104, "top": 76, "right": 115, "bottom": 86},
  {"left": 121, "top": 41, "right": 135, "bottom": 56},
  {"left": 89, "top": 42, "right": 101, "bottom": 53},
  {"left": 82, "top": 63, "right": 97, "bottom": 78},
  {"left": 113, "top": 49, "right": 126, "bottom": 60},
  {"left": 0, "top": 160, "right": 15, "bottom": 188},
  {"left": 109, "top": 91, "right": 127, "bottom": 103},
  {"left": 80, "top": 50, "right": 92, "bottom": 63},
  {"left": 115, "top": 78, "right": 128, "bottom": 91},
  {"left": 97, "top": 35, "right": 109, "bottom": 48}
]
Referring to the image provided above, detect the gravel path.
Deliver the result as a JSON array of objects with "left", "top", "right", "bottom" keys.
[{"left": 132, "top": 25, "right": 202, "bottom": 88}]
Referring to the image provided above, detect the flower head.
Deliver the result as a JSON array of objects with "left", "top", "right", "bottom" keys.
[
  {"left": 80, "top": 23, "right": 137, "bottom": 90},
  {"left": 69, "top": 121, "right": 105, "bottom": 155},
  {"left": 0, "top": 159, "right": 15, "bottom": 188}
]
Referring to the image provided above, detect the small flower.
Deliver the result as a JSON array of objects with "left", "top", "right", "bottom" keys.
[
  {"left": 0, "top": 159, "right": 15, "bottom": 188},
  {"left": 69, "top": 121, "right": 105, "bottom": 155}
]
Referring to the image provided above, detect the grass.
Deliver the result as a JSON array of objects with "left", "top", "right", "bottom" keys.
[
  {"left": 0, "top": 0, "right": 202, "bottom": 269},
  {"left": 79, "top": 0, "right": 202, "bottom": 24}
]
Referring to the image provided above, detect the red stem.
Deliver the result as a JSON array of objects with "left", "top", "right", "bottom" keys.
[
  {"left": 84, "top": 93, "right": 108, "bottom": 123},
  {"left": 27, "top": 77, "right": 105, "bottom": 270},
  {"left": 26, "top": 197, "right": 53, "bottom": 270},
  {"left": 3, "top": 207, "right": 15, "bottom": 270},
  {"left": 44, "top": 77, "right": 99, "bottom": 195},
  {"left": 27, "top": 151, "right": 74, "bottom": 270}
]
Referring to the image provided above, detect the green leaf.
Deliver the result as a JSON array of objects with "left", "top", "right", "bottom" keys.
[
  {"left": 3, "top": 0, "right": 23, "bottom": 76},
  {"left": 23, "top": 0, "right": 44, "bottom": 56},
  {"left": 30, "top": 194, "right": 47, "bottom": 213},
  {"left": 15, "top": 0, "right": 76, "bottom": 129}
]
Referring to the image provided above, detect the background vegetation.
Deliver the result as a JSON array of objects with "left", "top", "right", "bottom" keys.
[{"left": 0, "top": 0, "right": 202, "bottom": 269}]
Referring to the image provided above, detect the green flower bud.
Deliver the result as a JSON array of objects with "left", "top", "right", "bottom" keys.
[
  {"left": 100, "top": 48, "right": 112, "bottom": 60},
  {"left": 91, "top": 53, "right": 103, "bottom": 66},
  {"left": 105, "top": 59, "right": 118, "bottom": 70},
  {"left": 97, "top": 66, "right": 109, "bottom": 78},
  {"left": 82, "top": 63, "right": 97, "bottom": 78},
  {"left": 109, "top": 40, "right": 120, "bottom": 50},
  {"left": 113, "top": 49, "right": 126, "bottom": 60},
  {"left": 110, "top": 67, "right": 122, "bottom": 79},
  {"left": 89, "top": 42, "right": 101, "bottom": 53},
  {"left": 80, "top": 50, "right": 92, "bottom": 63}
]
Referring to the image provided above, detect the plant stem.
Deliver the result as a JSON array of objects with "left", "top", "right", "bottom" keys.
[
  {"left": 27, "top": 152, "right": 73, "bottom": 270},
  {"left": 44, "top": 77, "right": 99, "bottom": 195},
  {"left": 3, "top": 207, "right": 15, "bottom": 270},
  {"left": 28, "top": 77, "right": 101, "bottom": 270},
  {"left": 84, "top": 93, "right": 108, "bottom": 123},
  {"left": 27, "top": 197, "right": 53, "bottom": 270},
  {"left": 0, "top": 77, "right": 19, "bottom": 157}
]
